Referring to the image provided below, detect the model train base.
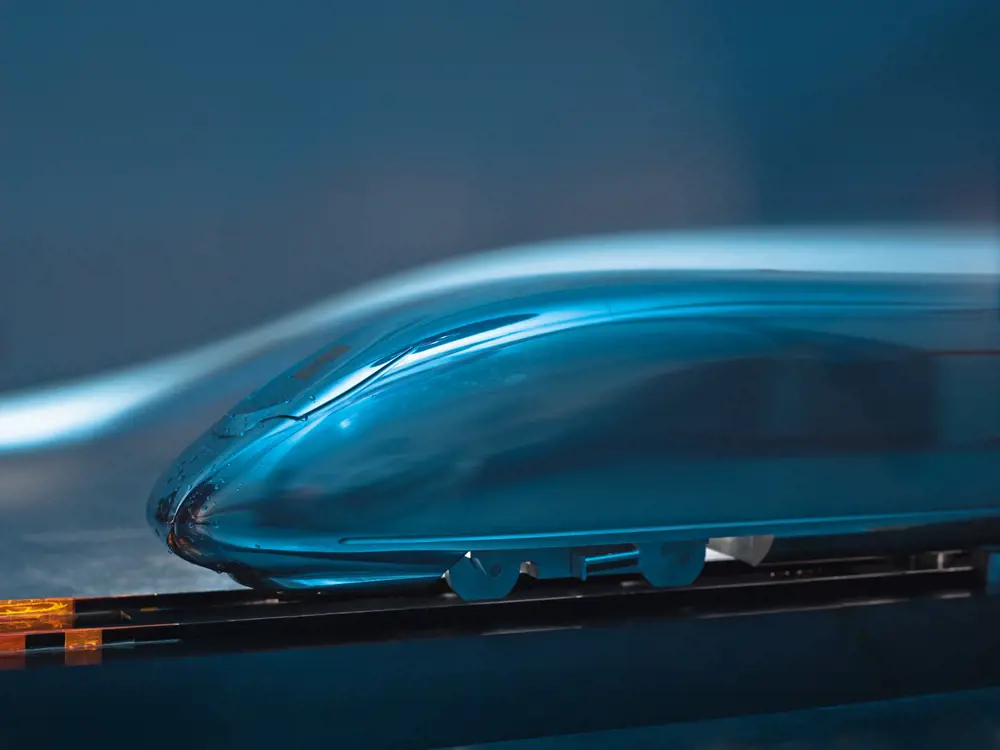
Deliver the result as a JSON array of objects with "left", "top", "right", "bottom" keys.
[
  {"left": 443, "top": 542, "right": 710, "bottom": 602},
  {"left": 228, "top": 538, "right": 725, "bottom": 602}
]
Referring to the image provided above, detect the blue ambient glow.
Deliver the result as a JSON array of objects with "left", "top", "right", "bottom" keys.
[{"left": 0, "top": 226, "right": 995, "bottom": 453}]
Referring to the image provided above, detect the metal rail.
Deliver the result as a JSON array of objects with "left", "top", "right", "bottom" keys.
[{"left": 0, "top": 549, "right": 984, "bottom": 669}]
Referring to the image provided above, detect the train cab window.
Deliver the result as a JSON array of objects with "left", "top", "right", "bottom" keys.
[{"left": 229, "top": 343, "right": 352, "bottom": 416}]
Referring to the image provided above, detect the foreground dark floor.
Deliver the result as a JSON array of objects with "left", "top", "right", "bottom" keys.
[
  {"left": 1, "top": 578, "right": 999, "bottom": 749},
  {"left": 450, "top": 688, "right": 1000, "bottom": 749}
]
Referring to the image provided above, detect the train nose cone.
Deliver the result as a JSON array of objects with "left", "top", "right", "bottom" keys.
[
  {"left": 148, "top": 488, "right": 178, "bottom": 543},
  {"left": 148, "top": 468, "right": 223, "bottom": 569},
  {"left": 147, "top": 430, "right": 235, "bottom": 546},
  {"left": 147, "top": 415, "right": 304, "bottom": 574},
  {"left": 150, "top": 478, "right": 228, "bottom": 567},
  {"left": 172, "top": 482, "right": 217, "bottom": 558}
]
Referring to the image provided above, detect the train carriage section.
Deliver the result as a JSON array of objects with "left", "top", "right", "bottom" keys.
[{"left": 145, "top": 269, "right": 1000, "bottom": 601}]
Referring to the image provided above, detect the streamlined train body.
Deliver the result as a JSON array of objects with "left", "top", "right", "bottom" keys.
[{"left": 148, "top": 259, "right": 1000, "bottom": 600}]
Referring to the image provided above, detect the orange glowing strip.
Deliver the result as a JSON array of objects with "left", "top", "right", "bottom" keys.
[
  {"left": 0, "top": 599, "right": 74, "bottom": 635},
  {"left": 65, "top": 629, "right": 103, "bottom": 666},
  {"left": 0, "top": 598, "right": 74, "bottom": 620},
  {"left": 1, "top": 619, "right": 44, "bottom": 634},
  {"left": 0, "top": 634, "right": 26, "bottom": 654},
  {"left": 65, "top": 629, "right": 102, "bottom": 651},
  {"left": 0, "top": 617, "right": 72, "bottom": 634}
]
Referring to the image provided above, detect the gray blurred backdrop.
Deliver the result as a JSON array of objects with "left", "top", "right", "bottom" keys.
[{"left": 0, "top": 0, "right": 997, "bottom": 598}]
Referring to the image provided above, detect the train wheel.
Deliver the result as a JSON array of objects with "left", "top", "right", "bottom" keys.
[
  {"left": 637, "top": 541, "right": 706, "bottom": 588},
  {"left": 445, "top": 552, "right": 522, "bottom": 601}
]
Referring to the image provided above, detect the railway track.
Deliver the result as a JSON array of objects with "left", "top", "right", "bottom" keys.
[{"left": 0, "top": 549, "right": 986, "bottom": 668}]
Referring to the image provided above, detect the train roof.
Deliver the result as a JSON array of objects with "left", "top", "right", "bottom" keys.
[{"left": 0, "top": 225, "right": 995, "bottom": 452}]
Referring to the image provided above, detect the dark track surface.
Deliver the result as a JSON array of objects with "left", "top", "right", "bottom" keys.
[
  {"left": 0, "top": 552, "right": 976, "bottom": 664},
  {"left": 2, "top": 551, "right": 999, "bottom": 747},
  {"left": 454, "top": 687, "right": 1000, "bottom": 749}
]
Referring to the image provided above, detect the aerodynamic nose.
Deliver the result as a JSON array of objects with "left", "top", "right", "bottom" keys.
[
  {"left": 147, "top": 431, "right": 232, "bottom": 545},
  {"left": 148, "top": 479, "right": 213, "bottom": 556},
  {"left": 148, "top": 487, "right": 177, "bottom": 542},
  {"left": 147, "top": 417, "right": 302, "bottom": 566}
]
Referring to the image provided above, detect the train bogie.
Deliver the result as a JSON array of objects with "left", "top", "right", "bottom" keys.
[{"left": 441, "top": 540, "right": 709, "bottom": 601}]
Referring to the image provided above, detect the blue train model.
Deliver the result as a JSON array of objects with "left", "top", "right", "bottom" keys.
[{"left": 147, "top": 244, "right": 1000, "bottom": 600}]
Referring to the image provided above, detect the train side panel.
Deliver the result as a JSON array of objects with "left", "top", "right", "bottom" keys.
[
  {"left": 149, "top": 270, "right": 1000, "bottom": 591},
  {"left": 191, "top": 309, "right": 1000, "bottom": 558}
]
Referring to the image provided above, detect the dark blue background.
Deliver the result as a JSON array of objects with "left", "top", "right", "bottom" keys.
[
  {"left": 0, "top": 1, "right": 997, "bottom": 599},
  {"left": 2, "top": 0, "right": 997, "bottom": 391}
]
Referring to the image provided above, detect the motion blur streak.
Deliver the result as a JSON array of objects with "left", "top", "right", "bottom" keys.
[{"left": 0, "top": 226, "right": 995, "bottom": 453}]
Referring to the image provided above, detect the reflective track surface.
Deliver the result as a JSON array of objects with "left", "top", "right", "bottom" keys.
[
  {"left": 2, "top": 550, "right": 1000, "bottom": 747},
  {"left": 447, "top": 688, "right": 1000, "bottom": 750}
]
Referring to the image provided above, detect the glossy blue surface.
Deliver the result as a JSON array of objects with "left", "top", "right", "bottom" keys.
[{"left": 148, "top": 249, "right": 1000, "bottom": 595}]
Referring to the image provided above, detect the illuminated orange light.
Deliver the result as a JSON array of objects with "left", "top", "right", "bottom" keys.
[
  {"left": 0, "top": 634, "right": 26, "bottom": 654},
  {"left": 0, "top": 598, "right": 74, "bottom": 620},
  {"left": 65, "top": 629, "right": 102, "bottom": 651},
  {"left": 65, "top": 629, "right": 103, "bottom": 667},
  {"left": 0, "top": 599, "right": 74, "bottom": 635},
  {"left": 0, "top": 616, "right": 73, "bottom": 634},
  {"left": 0, "top": 619, "right": 39, "bottom": 634}
]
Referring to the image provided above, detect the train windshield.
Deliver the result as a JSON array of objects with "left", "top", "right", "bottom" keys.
[
  {"left": 229, "top": 343, "right": 354, "bottom": 416},
  {"left": 223, "top": 313, "right": 542, "bottom": 423}
]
